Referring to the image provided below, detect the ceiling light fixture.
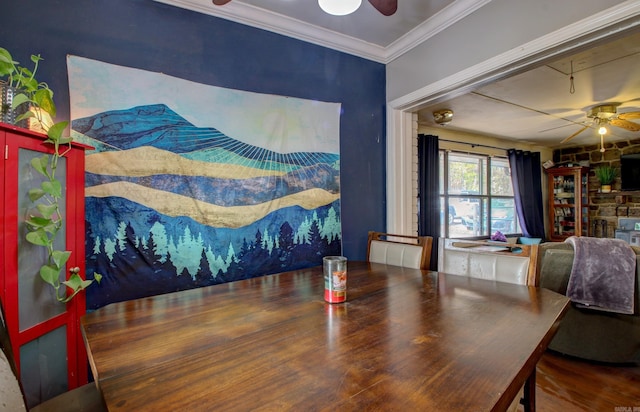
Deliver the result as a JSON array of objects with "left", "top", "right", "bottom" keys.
[
  {"left": 598, "top": 125, "right": 607, "bottom": 135},
  {"left": 562, "top": 104, "right": 640, "bottom": 146},
  {"left": 597, "top": 119, "right": 607, "bottom": 153},
  {"left": 318, "top": 0, "right": 362, "bottom": 16},
  {"left": 433, "top": 109, "right": 454, "bottom": 126}
]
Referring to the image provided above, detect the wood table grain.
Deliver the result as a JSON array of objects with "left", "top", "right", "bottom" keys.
[{"left": 81, "top": 261, "right": 569, "bottom": 411}]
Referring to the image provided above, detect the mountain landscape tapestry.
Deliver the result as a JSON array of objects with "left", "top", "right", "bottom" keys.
[{"left": 67, "top": 56, "right": 342, "bottom": 309}]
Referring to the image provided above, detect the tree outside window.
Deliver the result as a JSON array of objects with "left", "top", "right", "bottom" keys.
[{"left": 440, "top": 151, "right": 520, "bottom": 238}]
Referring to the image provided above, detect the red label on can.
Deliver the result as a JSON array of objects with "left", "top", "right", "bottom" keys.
[
  {"left": 324, "top": 288, "right": 346, "bottom": 303},
  {"left": 325, "top": 269, "right": 347, "bottom": 303}
]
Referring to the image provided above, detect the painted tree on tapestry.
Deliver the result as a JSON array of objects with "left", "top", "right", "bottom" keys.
[{"left": 68, "top": 57, "right": 342, "bottom": 309}]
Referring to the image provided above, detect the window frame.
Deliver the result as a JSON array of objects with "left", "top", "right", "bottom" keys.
[{"left": 440, "top": 150, "right": 520, "bottom": 239}]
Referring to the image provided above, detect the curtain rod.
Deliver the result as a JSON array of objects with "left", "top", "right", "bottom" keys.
[{"left": 438, "top": 138, "right": 508, "bottom": 152}]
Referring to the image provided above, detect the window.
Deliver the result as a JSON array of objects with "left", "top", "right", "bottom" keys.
[{"left": 440, "top": 151, "right": 520, "bottom": 238}]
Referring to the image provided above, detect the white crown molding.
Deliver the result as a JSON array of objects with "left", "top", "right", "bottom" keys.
[
  {"left": 390, "top": 0, "right": 640, "bottom": 110},
  {"left": 385, "top": 0, "right": 492, "bottom": 63},
  {"left": 153, "top": 0, "right": 486, "bottom": 63},
  {"left": 154, "top": 0, "right": 385, "bottom": 62}
]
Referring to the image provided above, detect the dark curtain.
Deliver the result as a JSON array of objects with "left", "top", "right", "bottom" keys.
[
  {"left": 418, "top": 134, "right": 440, "bottom": 270},
  {"left": 507, "top": 149, "right": 545, "bottom": 239}
]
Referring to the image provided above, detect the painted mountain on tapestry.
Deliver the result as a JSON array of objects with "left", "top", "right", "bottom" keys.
[{"left": 72, "top": 104, "right": 341, "bottom": 309}]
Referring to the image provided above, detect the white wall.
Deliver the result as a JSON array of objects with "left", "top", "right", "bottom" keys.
[
  {"left": 387, "top": 0, "right": 627, "bottom": 102},
  {"left": 420, "top": 126, "right": 552, "bottom": 159}
]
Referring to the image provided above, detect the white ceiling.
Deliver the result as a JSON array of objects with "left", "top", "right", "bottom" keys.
[
  {"left": 155, "top": 0, "right": 488, "bottom": 62},
  {"left": 236, "top": 0, "right": 456, "bottom": 47},
  {"left": 418, "top": 30, "right": 640, "bottom": 149},
  {"left": 158, "top": 0, "right": 640, "bottom": 149}
]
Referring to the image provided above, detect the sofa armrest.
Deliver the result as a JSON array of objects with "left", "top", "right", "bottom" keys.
[
  {"left": 538, "top": 242, "right": 640, "bottom": 303},
  {"left": 537, "top": 241, "right": 640, "bottom": 363},
  {"left": 538, "top": 249, "right": 573, "bottom": 294}
]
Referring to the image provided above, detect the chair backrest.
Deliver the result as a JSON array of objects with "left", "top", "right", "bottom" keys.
[
  {"left": 0, "top": 298, "right": 27, "bottom": 412},
  {"left": 367, "top": 231, "right": 433, "bottom": 270},
  {"left": 438, "top": 238, "right": 539, "bottom": 286}
]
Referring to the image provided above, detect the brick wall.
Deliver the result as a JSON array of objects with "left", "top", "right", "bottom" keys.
[{"left": 554, "top": 138, "right": 640, "bottom": 237}]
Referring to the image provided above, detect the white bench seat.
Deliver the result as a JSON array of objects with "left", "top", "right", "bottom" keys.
[{"left": 438, "top": 238, "right": 539, "bottom": 286}]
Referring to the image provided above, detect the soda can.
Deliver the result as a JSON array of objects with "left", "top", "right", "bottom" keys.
[{"left": 323, "top": 256, "right": 347, "bottom": 303}]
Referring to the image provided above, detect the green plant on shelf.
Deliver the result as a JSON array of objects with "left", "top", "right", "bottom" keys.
[
  {"left": 0, "top": 47, "right": 101, "bottom": 302},
  {"left": 594, "top": 165, "right": 617, "bottom": 185}
]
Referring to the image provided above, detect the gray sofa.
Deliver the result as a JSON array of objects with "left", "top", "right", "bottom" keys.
[{"left": 537, "top": 242, "right": 640, "bottom": 364}]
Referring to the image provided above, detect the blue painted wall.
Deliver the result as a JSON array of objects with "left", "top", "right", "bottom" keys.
[{"left": 0, "top": 0, "right": 386, "bottom": 260}]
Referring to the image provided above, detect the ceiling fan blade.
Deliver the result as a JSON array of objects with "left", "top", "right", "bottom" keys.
[
  {"left": 212, "top": 0, "right": 232, "bottom": 5},
  {"left": 561, "top": 124, "right": 590, "bottom": 144},
  {"left": 618, "top": 111, "right": 640, "bottom": 120},
  {"left": 610, "top": 118, "right": 640, "bottom": 132},
  {"left": 368, "top": 0, "right": 397, "bottom": 16}
]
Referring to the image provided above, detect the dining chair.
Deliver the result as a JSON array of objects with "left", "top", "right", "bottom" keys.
[
  {"left": 436, "top": 238, "right": 538, "bottom": 412},
  {"left": 366, "top": 231, "right": 433, "bottom": 270},
  {"left": 437, "top": 238, "right": 540, "bottom": 286},
  {"left": 0, "top": 298, "right": 106, "bottom": 412}
]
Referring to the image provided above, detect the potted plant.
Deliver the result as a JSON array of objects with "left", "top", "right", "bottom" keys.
[
  {"left": 0, "top": 47, "right": 100, "bottom": 302},
  {"left": 594, "top": 164, "right": 617, "bottom": 193},
  {"left": 0, "top": 48, "right": 55, "bottom": 129}
]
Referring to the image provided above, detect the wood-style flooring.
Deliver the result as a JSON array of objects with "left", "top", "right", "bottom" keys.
[{"left": 532, "top": 351, "right": 640, "bottom": 411}]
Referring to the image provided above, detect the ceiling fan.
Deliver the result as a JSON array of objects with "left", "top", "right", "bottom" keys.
[
  {"left": 212, "top": 0, "right": 398, "bottom": 16},
  {"left": 561, "top": 104, "right": 640, "bottom": 150}
]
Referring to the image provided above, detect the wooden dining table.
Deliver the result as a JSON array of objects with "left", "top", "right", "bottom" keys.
[{"left": 81, "top": 261, "right": 569, "bottom": 411}]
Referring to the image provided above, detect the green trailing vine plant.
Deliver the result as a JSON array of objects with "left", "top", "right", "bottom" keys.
[{"left": 0, "top": 47, "right": 101, "bottom": 302}]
